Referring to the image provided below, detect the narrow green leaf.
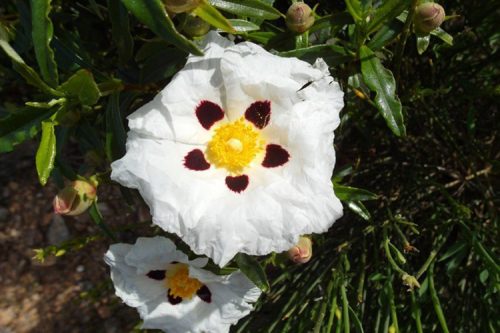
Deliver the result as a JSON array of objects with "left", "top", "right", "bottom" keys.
[
  {"left": 0, "top": 24, "right": 61, "bottom": 96},
  {"left": 235, "top": 253, "right": 270, "bottom": 292},
  {"left": 59, "top": 69, "right": 101, "bottom": 106},
  {"left": 227, "top": 19, "right": 260, "bottom": 32},
  {"left": 334, "top": 184, "right": 378, "bottom": 201},
  {"left": 367, "top": 0, "right": 410, "bottom": 33},
  {"left": 417, "top": 35, "right": 430, "bottom": 55},
  {"left": 36, "top": 121, "right": 57, "bottom": 185},
  {"left": 105, "top": 93, "right": 127, "bottom": 161},
  {"left": 0, "top": 107, "right": 56, "bottom": 153},
  {"left": 193, "top": 1, "right": 235, "bottom": 33},
  {"left": 345, "top": 0, "right": 363, "bottom": 22},
  {"left": 88, "top": 201, "right": 117, "bottom": 240},
  {"left": 348, "top": 305, "right": 365, "bottom": 333},
  {"left": 279, "top": 44, "right": 351, "bottom": 66},
  {"left": 108, "top": 0, "right": 134, "bottom": 64},
  {"left": 430, "top": 27, "right": 453, "bottom": 45},
  {"left": 347, "top": 201, "right": 371, "bottom": 221},
  {"left": 367, "top": 19, "right": 404, "bottom": 50},
  {"left": 31, "top": 0, "right": 58, "bottom": 86},
  {"left": 209, "top": 0, "right": 282, "bottom": 20},
  {"left": 121, "top": 0, "right": 203, "bottom": 55},
  {"left": 360, "top": 45, "right": 406, "bottom": 136}
]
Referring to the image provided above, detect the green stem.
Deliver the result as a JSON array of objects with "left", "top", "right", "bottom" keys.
[
  {"left": 416, "top": 228, "right": 453, "bottom": 279},
  {"left": 387, "top": 276, "right": 399, "bottom": 333},
  {"left": 410, "top": 291, "right": 423, "bottom": 333},
  {"left": 383, "top": 228, "right": 407, "bottom": 276},
  {"left": 340, "top": 281, "right": 350, "bottom": 333},
  {"left": 428, "top": 263, "right": 450, "bottom": 333},
  {"left": 393, "top": 0, "right": 418, "bottom": 81}
]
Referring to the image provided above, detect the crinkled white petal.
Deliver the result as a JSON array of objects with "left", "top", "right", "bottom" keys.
[
  {"left": 111, "top": 33, "right": 344, "bottom": 266},
  {"left": 128, "top": 32, "right": 234, "bottom": 144},
  {"left": 104, "top": 237, "right": 261, "bottom": 333}
]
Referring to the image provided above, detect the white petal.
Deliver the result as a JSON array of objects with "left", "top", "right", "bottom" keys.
[
  {"left": 124, "top": 236, "right": 188, "bottom": 274},
  {"left": 127, "top": 32, "right": 234, "bottom": 144},
  {"left": 104, "top": 243, "right": 166, "bottom": 307}
]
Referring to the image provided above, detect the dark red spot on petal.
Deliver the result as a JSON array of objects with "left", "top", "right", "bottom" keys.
[
  {"left": 196, "top": 285, "right": 212, "bottom": 303},
  {"left": 167, "top": 290, "right": 183, "bottom": 305},
  {"left": 262, "top": 144, "right": 290, "bottom": 168},
  {"left": 225, "top": 175, "right": 249, "bottom": 193},
  {"left": 184, "top": 149, "right": 210, "bottom": 171},
  {"left": 146, "top": 270, "right": 166, "bottom": 280},
  {"left": 196, "top": 100, "right": 224, "bottom": 130},
  {"left": 245, "top": 100, "right": 271, "bottom": 129}
]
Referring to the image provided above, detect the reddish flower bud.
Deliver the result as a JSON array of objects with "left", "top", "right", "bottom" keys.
[
  {"left": 287, "top": 236, "right": 313, "bottom": 264},
  {"left": 53, "top": 180, "right": 97, "bottom": 216},
  {"left": 414, "top": 3, "right": 446, "bottom": 34},
  {"left": 164, "top": 0, "right": 201, "bottom": 14},
  {"left": 286, "top": 3, "right": 315, "bottom": 33}
]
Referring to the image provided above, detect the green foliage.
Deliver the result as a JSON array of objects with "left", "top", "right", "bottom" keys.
[{"left": 0, "top": 0, "right": 498, "bottom": 332}]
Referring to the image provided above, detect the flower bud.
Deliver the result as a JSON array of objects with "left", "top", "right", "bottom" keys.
[
  {"left": 53, "top": 180, "right": 97, "bottom": 216},
  {"left": 287, "top": 236, "right": 313, "bottom": 264},
  {"left": 414, "top": 3, "right": 445, "bottom": 34},
  {"left": 286, "top": 2, "right": 315, "bottom": 34},
  {"left": 182, "top": 15, "right": 211, "bottom": 37},
  {"left": 402, "top": 273, "right": 421, "bottom": 291},
  {"left": 164, "top": 0, "right": 201, "bottom": 14}
]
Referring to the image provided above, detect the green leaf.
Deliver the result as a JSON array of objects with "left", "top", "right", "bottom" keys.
[
  {"left": 0, "top": 24, "right": 61, "bottom": 96},
  {"left": 417, "top": 35, "right": 430, "bottom": 55},
  {"left": 36, "top": 120, "right": 57, "bottom": 185},
  {"left": 227, "top": 19, "right": 260, "bottom": 32},
  {"left": 334, "top": 184, "right": 378, "bottom": 201},
  {"left": 0, "top": 107, "right": 56, "bottom": 153},
  {"left": 348, "top": 305, "right": 365, "bottom": 333},
  {"left": 31, "top": 0, "right": 58, "bottom": 87},
  {"left": 88, "top": 201, "right": 117, "bottom": 240},
  {"left": 107, "top": 0, "right": 134, "bottom": 64},
  {"left": 360, "top": 45, "right": 406, "bottom": 136},
  {"left": 347, "top": 201, "right": 371, "bottom": 221},
  {"left": 279, "top": 44, "right": 351, "bottom": 66},
  {"left": 121, "top": 0, "right": 203, "bottom": 55},
  {"left": 367, "top": 19, "right": 404, "bottom": 50},
  {"left": 209, "top": 0, "right": 282, "bottom": 20},
  {"left": 367, "top": 0, "right": 410, "bottom": 34},
  {"left": 59, "top": 69, "right": 101, "bottom": 106},
  {"left": 193, "top": 1, "right": 235, "bottom": 33},
  {"left": 345, "top": 0, "right": 363, "bottom": 22},
  {"left": 430, "top": 27, "right": 453, "bottom": 45},
  {"left": 105, "top": 93, "right": 127, "bottom": 161},
  {"left": 235, "top": 253, "right": 269, "bottom": 292}
]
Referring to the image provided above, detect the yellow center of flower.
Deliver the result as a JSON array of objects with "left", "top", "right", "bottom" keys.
[
  {"left": 165, "top": 264, "right": 203, "bottom": 299},
  {"left": 206, "top": 118, "right": 264, "bottom": 174}
]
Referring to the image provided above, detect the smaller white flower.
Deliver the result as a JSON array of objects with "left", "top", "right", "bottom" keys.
[{"left": 104, "top": 236, "right": 261, "bottom": 333}]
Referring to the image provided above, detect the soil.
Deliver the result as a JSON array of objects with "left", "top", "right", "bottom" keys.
[{"left": 0, "top": 142, "right": 147, "bottom": 333}]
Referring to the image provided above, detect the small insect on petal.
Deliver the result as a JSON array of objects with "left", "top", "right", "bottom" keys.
[
  {"left": 184, "top": 149, "right": 211, "bottom": 171},
  {"left": 196, "top": 100, "right": 225, "bottom": 130},
  {"left": 225, "top": 175, "right": 249, "bottom": 193},
  {"left": 262, "top": 144, "right": 290, "bottom": 168},
  {"left": 245, "top": 101, "right": 271, "bottom": 129}
]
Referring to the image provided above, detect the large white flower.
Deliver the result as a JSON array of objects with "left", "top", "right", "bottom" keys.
[
  {"left": 111, "top": 32, "right": 344, "bottom": 266},
  {"left": 104, "top": 236, "right": 261, "bottom": 333}
]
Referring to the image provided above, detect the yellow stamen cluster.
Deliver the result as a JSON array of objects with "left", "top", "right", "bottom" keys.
[
  {"left": 206, "top": 118, "right": 264, "bottom": 174},
  {"left": 166, "top": 264, "right": 203, "bottom": 299}
]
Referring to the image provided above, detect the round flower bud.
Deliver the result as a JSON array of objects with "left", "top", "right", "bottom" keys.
[
  {"left": 286, "top": 2, "right": 315, "bottom": 34},
  {"left": 414, "top": 3, "right": 445, "bottom": 34},
  {"left": 164, "top": 0, "right": 201, "bottom": 14},
  {"left": 182, "top": 15, "right": 211, "bottom": 37},
  {"left": 53, "top": 180, "right": 97, "bottom": 216},
  {"left": 287, "top": 236, "right": 313, "bottom": 264}
]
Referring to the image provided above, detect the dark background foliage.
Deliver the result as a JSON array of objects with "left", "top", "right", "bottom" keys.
[{"left": 0, "top": 0, "right": 498, "bottom": 332}]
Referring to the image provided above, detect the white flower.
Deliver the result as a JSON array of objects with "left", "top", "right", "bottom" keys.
[
  {"left": 104, "top": 236, "right": 261, "bottom": 333},
  {"left": 111, "top": 32, "right": 344, "bottom": 266}
]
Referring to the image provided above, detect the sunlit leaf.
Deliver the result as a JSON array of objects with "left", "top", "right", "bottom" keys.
[
  {"left": 36, "top": 120, "right": 57, "bottom": 185},
  {"left": 235, "top": 253, "right": 270, "bottom": 292},
  {"left": 209, "top": 0, "right": 282, "bottom": 20}
]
